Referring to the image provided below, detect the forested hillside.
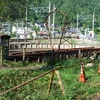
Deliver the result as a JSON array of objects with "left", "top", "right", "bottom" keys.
[{"left": 0, "top": 0, "right": 100, "bottom": 28}]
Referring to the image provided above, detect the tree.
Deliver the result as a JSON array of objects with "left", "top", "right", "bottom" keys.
[
  {"left": 0, "top": 0, "right": 100, "bottom": 28},
  {"left": 0, "top": 0, "right": 26, "bottom": 22}
]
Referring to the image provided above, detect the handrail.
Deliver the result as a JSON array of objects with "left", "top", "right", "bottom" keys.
[{"left": 9, "top": 42, "right": 92, "bottom": 50}]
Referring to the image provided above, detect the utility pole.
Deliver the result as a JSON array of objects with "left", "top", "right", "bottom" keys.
[
  {"left": 48, "top": 1, "right": 51, "bottom": 32},
  {"left": 52, "top": 4, "right": 55, "bottom": 47},
  {"left": 16, "top": 20, "right": 19, "bottom": 42},
  {"left": 92, "top": 12, "right": 95, "bottom": 45},
  {"left": 77, "top": 13, "right": 95, "bottom": 37},
  {"left": 92, "top": 12, "right": 94, "bottom": 34},
  {"left": 77, "top": 14, "right": 79, "bottom": 34},
  {"left": 25, "top": 1, "right": 28, "bottom": 42},
  {"left": 29, "top": 2, "right": 50, "bottom": 40}
]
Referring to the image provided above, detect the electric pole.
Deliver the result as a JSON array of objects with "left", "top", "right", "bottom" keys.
[
  {"left": 52, "top": 4, "right": 55, "bottom": 47},
  {"left": 48, "top": 1, "right": 51, "bottom": 32},
  {"left": 25, "top": 1, "right": 28, "bottom": 42},
  {"left": 92, "top": 12, "right": 94, "bottom": 34},
  {"left": 77, "top": 14, "right": 79, "bottom": 34},
  {"left": 92, "top": 12, "right": 95, "bottom": 45}
]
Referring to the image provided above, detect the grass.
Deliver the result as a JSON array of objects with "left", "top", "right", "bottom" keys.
[
  {"left": 2, "top": 60, "right": 46, "bottom": 68},
  {"left": 0, "top": 58, "right": 100, "bottom": 100}
]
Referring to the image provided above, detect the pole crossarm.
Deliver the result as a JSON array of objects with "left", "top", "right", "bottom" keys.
[
  {"left": 78, "top": 12, "right": 93, "bottom": 20},
  {"left": 30, "top": 6, "right": 49, "bottom": 13}
]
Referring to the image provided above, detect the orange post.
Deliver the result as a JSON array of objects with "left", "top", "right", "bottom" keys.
[
  {"left": 98, "top": 66, "right": 100, "bottom": 74},
  {"left": 79, "top": 62, "right": 86, "bottom": 82}
]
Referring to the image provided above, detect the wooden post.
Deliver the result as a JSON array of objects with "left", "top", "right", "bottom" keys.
[
  {"left": 47, "top": 71, "right": 55, "bottom": 95},
  {"left": 37, "top": 57, "right": 41, "bottom": 63},
  {"left": 41, "top": 43, "right": 43, "bottom": 48},
  {"left": 14, "top": 42, "right": 15, "bottom": 49},
  {"left": 31, "top": 43, "right": 32, "bottom": 48},
  {"left": 0, "top": 47, "right": 3, "bottom": 67},
  {"left": 58, "top": 44, "right": 60, "bottom": 50},
  {"left": 55, "top": 70, "right": 65, "bottom": 95},
  {"left": 23, "top": 48, "right": 26, "bottom": 63},
  {"left": 47, "top": 70, "right": 65, "bottom": 95},
  {"left": 78, "top": 49, "right": 81, "bottom": 59},
  {"left": 36, "top": 43, "right": 38, "bottom": 48},
  {"left": 51, "top": 49, "right": 54, "bottom": 66},
  {"left": 47, "top": 43, "right": 48, "bottom": 48}
]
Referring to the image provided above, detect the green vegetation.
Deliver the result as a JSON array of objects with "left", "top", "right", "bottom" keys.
[
  {"left": 0, "top": 0, "right": 100, "bottom": 27},
  {"left": 0, "top": 58, "right": 100, "bottom": 99},
  {"left": 2, "top": 60, "right": 46, "bottom": 68}
]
